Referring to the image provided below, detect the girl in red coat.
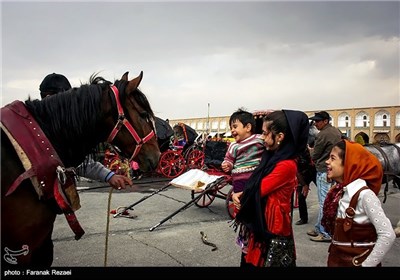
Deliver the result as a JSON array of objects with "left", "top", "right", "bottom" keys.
[{"left": 233, "top": 110, "right": 309, "bottom": 267}]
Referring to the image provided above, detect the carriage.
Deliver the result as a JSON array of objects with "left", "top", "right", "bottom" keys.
[
  {"left": 113, "top": 110, "right": 276, "bottom": 229},
  {"left": 113, "top": 138, "right": 236, "bottom": 230},
  {"left": 156, "top": 122, "right": 205, "bottom": 178},
  {"left": 188, "top": 140, "right": 235, "bottom": 218}
]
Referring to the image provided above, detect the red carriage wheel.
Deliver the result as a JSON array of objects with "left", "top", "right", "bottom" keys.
[
  {"left": 186, "top": 149, "right": 205, "bottom": 170},
  {"left": 225, "top": 187, "right": 236, "bottom": 219},
  {"left": 191, "top": 176, "right": 230, "bottom": 208},
  {"left": 191, "top": 188, "right": 216, "bottom": 208},
  {"left": 157, "top": 150, "right": 186, "bottom": 178}
]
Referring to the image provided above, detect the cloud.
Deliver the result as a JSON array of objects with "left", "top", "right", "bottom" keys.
[{"left": 2, "top": 1, "right": 399, "bottom": 119}]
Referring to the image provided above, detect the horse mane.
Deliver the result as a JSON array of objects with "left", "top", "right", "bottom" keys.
[
  {"left": 24, "top": 74, "right": 112, "bottom": 167},
  {"left": 24, "top": 72, "right": 156, "bottom": 168}
]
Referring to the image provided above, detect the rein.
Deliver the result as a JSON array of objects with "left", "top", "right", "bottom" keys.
[{"left": 106, "top": 85, "right": 155, "bottom": 162}]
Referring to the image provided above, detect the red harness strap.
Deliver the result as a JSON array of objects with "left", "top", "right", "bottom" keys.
[
  {"left": 1, "top": 101, "right": 85, "bottom": 240},
  {"left": 106, "top": 85, "right": 155, "bottom": 161}
]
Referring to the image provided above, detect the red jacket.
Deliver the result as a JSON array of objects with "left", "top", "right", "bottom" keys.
[{"left": 245, "top": 159, "right": 297, "bottom": 266}]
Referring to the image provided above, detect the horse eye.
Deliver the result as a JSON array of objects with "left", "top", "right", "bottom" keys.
[{"left": 139, "top": 112, "right": 149, "bottom": 120}]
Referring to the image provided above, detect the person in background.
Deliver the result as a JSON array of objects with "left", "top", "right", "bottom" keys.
[
  {"left": 233, "top": 110, "right": 310, "bottom": 267},
  {"left": 295, "top": 147, "right": 316, "bottom": 225},
  {"left": 307, "top": 111, "right": 342, "bottom": 242},
  {"left": 294, "top": 121, "right": 318, "bottom": 225},
  {"left": 221, "top": 108, "right": 264, "bottom": 265},
  {"left": 39, "top": 73, "right": 132, "bottom": 190},
  {"left": 322, "top": 139, "right": 395, "bottom": 266}
]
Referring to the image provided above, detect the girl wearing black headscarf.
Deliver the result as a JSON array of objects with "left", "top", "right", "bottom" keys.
[{"left": 233, "top": 110, "right": 309, "bottom": 267}]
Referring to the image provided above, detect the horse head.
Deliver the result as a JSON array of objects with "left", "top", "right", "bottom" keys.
[{"left": 103, "top": 71, "right": 160, "bottom": 172}]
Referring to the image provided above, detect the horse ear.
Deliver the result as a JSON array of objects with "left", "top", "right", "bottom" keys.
[
  {"left": 121, "top": 72, "right": 129, "bottom": 81},
  {"left": 126, "top": 71, "right": 143, "bottom": 92}
]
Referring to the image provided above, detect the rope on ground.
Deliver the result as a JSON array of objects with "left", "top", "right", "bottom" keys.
[{"left": 200, "top": 231, "right": 218, "bottom": 251}]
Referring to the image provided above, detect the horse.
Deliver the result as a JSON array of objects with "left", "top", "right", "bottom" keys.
[{"left": 1, "top": 71, "right": 160, "bottom": 267}]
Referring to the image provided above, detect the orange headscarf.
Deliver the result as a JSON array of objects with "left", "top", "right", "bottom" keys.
[{"left": 342, "top": 140, "right": 383, "bottom": 195}]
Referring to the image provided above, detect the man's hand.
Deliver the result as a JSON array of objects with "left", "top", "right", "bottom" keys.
[{"left": 108, "top": 174, "right": 132, "bottom": 190}]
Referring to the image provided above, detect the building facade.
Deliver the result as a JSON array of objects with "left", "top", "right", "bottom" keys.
[{"left": 169, "top": 105, "right": 400, "bottom": 144}]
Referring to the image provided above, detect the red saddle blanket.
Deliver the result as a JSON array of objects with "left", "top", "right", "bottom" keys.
[{"left": 1, "top": 100, "right": 84, "bottom": 240}]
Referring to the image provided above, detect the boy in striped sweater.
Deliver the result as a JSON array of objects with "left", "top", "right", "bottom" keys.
[
  {"left": 222, "top": 108, "right": 265, "bottom": 265},
  {"left": 222, "top": 108, "right": 265, "bottom": 201}
]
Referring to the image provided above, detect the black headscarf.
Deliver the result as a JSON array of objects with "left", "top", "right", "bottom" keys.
[{"left": 235, "top": 109, "right": 309, "bottom": 241}]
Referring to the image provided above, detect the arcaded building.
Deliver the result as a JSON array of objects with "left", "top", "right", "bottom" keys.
[{"left": 169, "top": 105, "right": 400, "bottom": 144}]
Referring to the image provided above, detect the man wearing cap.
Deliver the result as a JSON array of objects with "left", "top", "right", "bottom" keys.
[
  {"left": 39, "top": 73, "right": 132, "bottom": 190},
  {"left": 307, "top": 111, "right": 342, "bottom": 242},
  {"left": 39, "top": 73, "right": 72, "bottom": 98}
]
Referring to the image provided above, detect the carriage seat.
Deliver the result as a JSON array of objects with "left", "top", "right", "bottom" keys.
[{"left": 204, "top": 141, "right": 229, "bottom": 169}]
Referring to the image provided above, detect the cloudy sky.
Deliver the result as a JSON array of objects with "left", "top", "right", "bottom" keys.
[{"left": 2, "top": 1, "right": 399, "bottom": 120}]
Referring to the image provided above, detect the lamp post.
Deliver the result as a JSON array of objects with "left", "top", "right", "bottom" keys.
[
  {"left": 207, "top": 103, "right": 210, "bottom": 134},
  {"left": 207, "top": 103, "right": 211, "bottom": 134}
]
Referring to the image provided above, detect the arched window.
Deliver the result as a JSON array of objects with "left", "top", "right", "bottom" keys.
[
  {"left": 374, "top": 110, "right": 390, "bottom": 127},
  {"left": 396, "top": 111, "right": 400, "bottom": 127},
  {"left": 338, "top": 112, "right": 350, "bottom": 127},
  {"left": 355, "top": 111, "right": 369, "bottom": 128}
]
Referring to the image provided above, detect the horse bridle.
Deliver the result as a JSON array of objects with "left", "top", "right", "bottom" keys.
[{"left": 106, "top": 85, "right": 155, "bottom": 162}]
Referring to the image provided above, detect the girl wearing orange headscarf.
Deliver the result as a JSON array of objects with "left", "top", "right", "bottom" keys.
[{"left": 322, "top": 140, "right": 395, "bottom": 267}]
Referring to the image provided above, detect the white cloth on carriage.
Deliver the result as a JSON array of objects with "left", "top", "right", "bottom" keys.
[{"left": 170, "top": 169, "right": 223, "bottom": 191}]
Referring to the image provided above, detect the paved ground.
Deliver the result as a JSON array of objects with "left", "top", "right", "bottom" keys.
[{"left": 50, "top": 173, "right": 399, "bottom": 273}]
